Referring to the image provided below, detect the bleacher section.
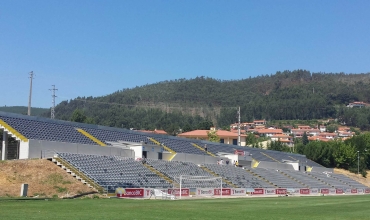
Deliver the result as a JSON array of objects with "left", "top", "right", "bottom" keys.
[
  {"left": 203, "top": 164, "right": 272, "bottom": 188},
  {"left": 146, "top": 159, "right": 225, "bottom": 188},
  {"left": 250, "top": 168, "right": 305, "bottom": 188},
  {"left": 58, "top": 153, "right": 172, "bottom": 191}
]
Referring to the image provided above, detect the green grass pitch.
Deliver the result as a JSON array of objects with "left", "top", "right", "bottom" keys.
[{"left": 1, "top": 195, "right": 369, "bottom": 220}]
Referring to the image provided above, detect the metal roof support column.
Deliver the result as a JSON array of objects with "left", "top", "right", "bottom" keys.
[{"left": 2, "top": 131, "right": 8, "bottom": 160}]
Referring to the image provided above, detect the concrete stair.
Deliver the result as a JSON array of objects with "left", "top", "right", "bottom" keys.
[{"left": 200, "top": 165, "right": 238, "bottom": 188}]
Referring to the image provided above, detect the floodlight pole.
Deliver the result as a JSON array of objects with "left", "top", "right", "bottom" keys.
[
  {"left": 238, "top": 106, "right": 241, "bottom": 146},
  {"left": 27, "top": 71, "right": 34, "bottom": 116},
  {"left": 357, "top": 151, "right": 360, "bottom": 175},
  {"left": 49, "top": 85, "right": 58, "bottom": 119}
]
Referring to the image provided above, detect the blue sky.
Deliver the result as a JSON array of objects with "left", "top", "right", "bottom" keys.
[{"left": 1, "top": 0, "right": 370, "bottom": 108}]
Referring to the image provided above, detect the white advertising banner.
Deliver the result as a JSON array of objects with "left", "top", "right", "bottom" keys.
[
  {"left": 231, "top": 188, "right": 246, "bottom": 196},
  {"left": 265, "top": 188, "right": 276, "bottom": 195},
  {"left": 196, "top": 188, "right": 215, "bottom": 196}
]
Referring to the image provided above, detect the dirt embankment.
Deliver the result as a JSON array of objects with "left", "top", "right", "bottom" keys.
[
  {"left": 334, "top": 168, "right": 370, "bottom": 187},
  {"left": 0, "top": 159, "right": 95, "bottom": 198}
]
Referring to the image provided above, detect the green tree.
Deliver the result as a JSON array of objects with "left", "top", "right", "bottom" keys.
[
  {"left": 332, "top": 142, "right": 357, "bottom": 170},
  {"left": 302, "top": 132, "right": 309, "bottom": 145},
  {"left": 207, "top": 130, "right": 220, "bottom": 143},
  {"left": 70, "top": 109, "right": 87, "bottom": 123}
]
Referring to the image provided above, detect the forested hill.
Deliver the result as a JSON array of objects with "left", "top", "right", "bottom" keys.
[{"left": 49, "top": 70, "right": 370, "bottom": 132}]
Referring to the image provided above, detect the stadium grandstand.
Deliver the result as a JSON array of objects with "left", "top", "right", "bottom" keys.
[{"left": 0, "top": 111, "right": 368, "bottom": 197}]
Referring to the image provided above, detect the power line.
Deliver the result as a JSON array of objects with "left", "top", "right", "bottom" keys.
[
  {"left": 28, "top": 71, "right": 34, "bottom": 116},
  {"left": 49, "top": 85, "right": 58, "bottom": 119}
]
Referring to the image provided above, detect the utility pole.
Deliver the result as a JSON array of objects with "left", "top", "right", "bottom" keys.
[
  {"left": 238, "top": 106, "right": 241, "bottom": 146},
  {"left": 49, "top": 85, "right": 58, "bottom": 119},
  {"left": 28, "top": 71, "right": 34, "bottom": 116}
]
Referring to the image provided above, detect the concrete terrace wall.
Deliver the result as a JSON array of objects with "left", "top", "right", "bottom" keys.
[
  {"left": 170, "top": 153, "right": 221, "bottom": 165},
  {"left": 28, "top": 139, "right": 134, "bottom": 159},
  {"left": 311, "top": 166, "right": 334, "bottom": 173},
  {"left": 257, "top": 161, "right": 295, "bottom": 170}
]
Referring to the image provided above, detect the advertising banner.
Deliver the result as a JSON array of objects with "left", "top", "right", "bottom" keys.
[
  {"left": 265, "top": 188, "right": 276, "bottom": 195},
  {"left": 288, "top": 188, "right": 300, "bottom": 195},
  {"left": 300, "top": 189, "right": 310, "bottom": 195},
  {"left": 196, "top": 188, "right": 214, "bottom": 196},
  {"left": 252, "top": 188, "right": 264, "bottom": 195},
  {"left": 231, "top": 188, "right": 246, "bottom": 196},
  {"left": 345, "top": 188, "right": 352, "bottom": 194},
  {"left": 116, "top": 188, "right": 144, "bottom": 198},
  {"left": 351, "top": 189, "right": 358, "bottom": 194},
  {"left": 365, "top": 189, "right": 370, "bottom": 194},
  {"left": 276, "top": 189, "right": 287, "bottom": 195},
  {"left": 357, "top": 189, "right": 364, "bottom": 194},
  {"left": 168, "top": 188, "right": 190, "bottom": 197},
  {"left": 329, "top": 189, "right": 336, "bottom": 194},
  {"left": 310, "top": 188, "right": 319, "bottom": 194},
  {"left": 336, "top": 189, "right": 344, "bottom": 194},
  {"left": 321, "top": 189, "right": 329, "bottom": 194},
  {"left": 214, "top": 188, "right": 231, "bottom": 196}
]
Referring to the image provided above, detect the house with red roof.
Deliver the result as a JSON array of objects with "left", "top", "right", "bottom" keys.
[{"left": 178, "top": 130, "right": 247, "bottom": 146}]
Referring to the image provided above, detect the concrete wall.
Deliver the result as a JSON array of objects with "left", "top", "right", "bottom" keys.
[
  {"left": 170, "top": 153, "right": 221, "bottom": 165},
  {"left": 257, "top": 161, "right": 295, "bottom": 170},
  {"left": 19, "top": 141, "right": 29, "bottom": 159},
  {"left": 28, "top": 139, "right": 134, "bottom": 159}
]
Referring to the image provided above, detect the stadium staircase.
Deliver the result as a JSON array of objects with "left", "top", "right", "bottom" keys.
[
  {"left": 191, "top": 143, "right": 216, "bottom": 157},
  {"left": 260, "top": 152, "right": 280, "bottom": 163},
  {"left": 76, "top": 128, "right": 106, "bottom": 146},
  {"left": 51, "top": 156, "right": 106, "bottom": 194},
  {"left": 280, "top": 172, "right": 309, "bottom": 188},
  {"left": 147, "top": 137, "right": 177, "bottom": 161},
  {"left": 142, "top": 163, "right": 178, "bottom": 187},
  {"left": 244, "top": 168, "right": 276, "bottom": 187},
  {"left": 252, "top": 159, "right": 260, "bottom": 168},
  {"left": 0, "top": 119, "right": 28, "bottom": 142},
  {"left": 200, "top": 165, "right": 238, "bottom": 188}
]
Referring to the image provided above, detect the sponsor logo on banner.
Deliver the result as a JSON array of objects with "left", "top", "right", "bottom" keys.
[
  {"left": 234, "top": 150, "right": 245, "bottom": 156},
  {"left": 231, "top": 188, "right": 246, "bottom": 196},
  {"left": 168, "top": 188, "right": 190, "bottom": 197},
  {"left": 345, "top": 188, "right": 352, "bottom": 194},
  {"left": 252, "top": 188, "right": 264, "bottom": 195},
  {"left": 351, "top": 189, "right": 358, "bottom": 194},
  {"left": 265, "top": 188, "right": 276, "bottom": 195},
  {"left": 276, "top": 189, "right": 287, "bottom": 195},
  {"left": 329, "top": 189, "right": 336, "bottom": 194},
  {"left": 300, "top": 189, "right": 310, "bottom": 195},
  {"left": 116, "top": 188, "right": 144, "bottom": 198},
  {"left": 365, "top": 189, "right": 370, "bottom": 194},
  {"left": 336, "top": 189, "right": 344, "bottom": 194},
  {"left": 214, "top": 188, "right": 231, "bottom": 196},
  {"left": 289, "top": 189, "right": 300, "bottom": 194},
  {"left": 357, "top": 189, "right": 364, "bottom": 194},
  {"left": 197, "top": 188, "right": 214, "bottom": 196},
  {"left": 321, "top": 189, "right": 329, "bottom": 194},
  {"left": 310, "top": 188, "right": 319, "bottom": 194}
]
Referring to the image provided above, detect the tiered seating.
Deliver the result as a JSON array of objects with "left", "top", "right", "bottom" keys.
[
  {"left": 154, "top": 137, "right": 207, "bottom": 155},
  {"left": 331, "top": 174, "right": 367, "bottom": 188},
  {"left": 250, "top": 168, "right": 305, "bottom": 188},
  {"left": 307, "top": 172, "right": 366, "bottom": 188},
  {"left": 83, "top": 127, "right": 149, "bottom": 145},
  {"left": 0, "top": 116, "right": 97, "bottom": 145},
  {"left": 282, "top": 170, "right": 329, "bottom": 188},
  {"left": 146, "top": 159, "right": 224, "bottom": 188},
  {"left": 204, "top": 164, "right": 271, "bottom": 188},
  {"left": 58, "top": 153, "right": 172, "bottom": 190}
]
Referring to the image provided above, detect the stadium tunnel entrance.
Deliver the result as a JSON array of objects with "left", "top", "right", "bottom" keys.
[{"left": 0, "top": 129, "right": 20, "bottom": 160}]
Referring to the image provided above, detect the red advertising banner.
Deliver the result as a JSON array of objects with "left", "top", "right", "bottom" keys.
[
  {"left": 336, "top": 189, "right": 344, "bottom": 194},
  {"left": 300, "top": 189, "right": 310, "bottom": 195},
  {"left": 351, "top": 189, "right": 358, "bottom": 194},
  {"left": 276, "top": 189, "right": 287, "bottom": 195},
  {"left": 252, "top": 188, "right": 264, "bottom": 195},
  {"left": 365, "top": 189, "right": 370, "bottom": 194},
  {"left": 214, "top": 188, "right": 231, "bottom": 196},
  {"left": 116, "top": 188, "right": 144, "bottom": 198},
  {"left": 321, "top": 189, "right": 329, "bottom": 194},
  {"left": 234, "top": 150, "right": 245, "bottom": 156},
  {"left": 168, "top": 188, "right": 190, "bottom": 197}
]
